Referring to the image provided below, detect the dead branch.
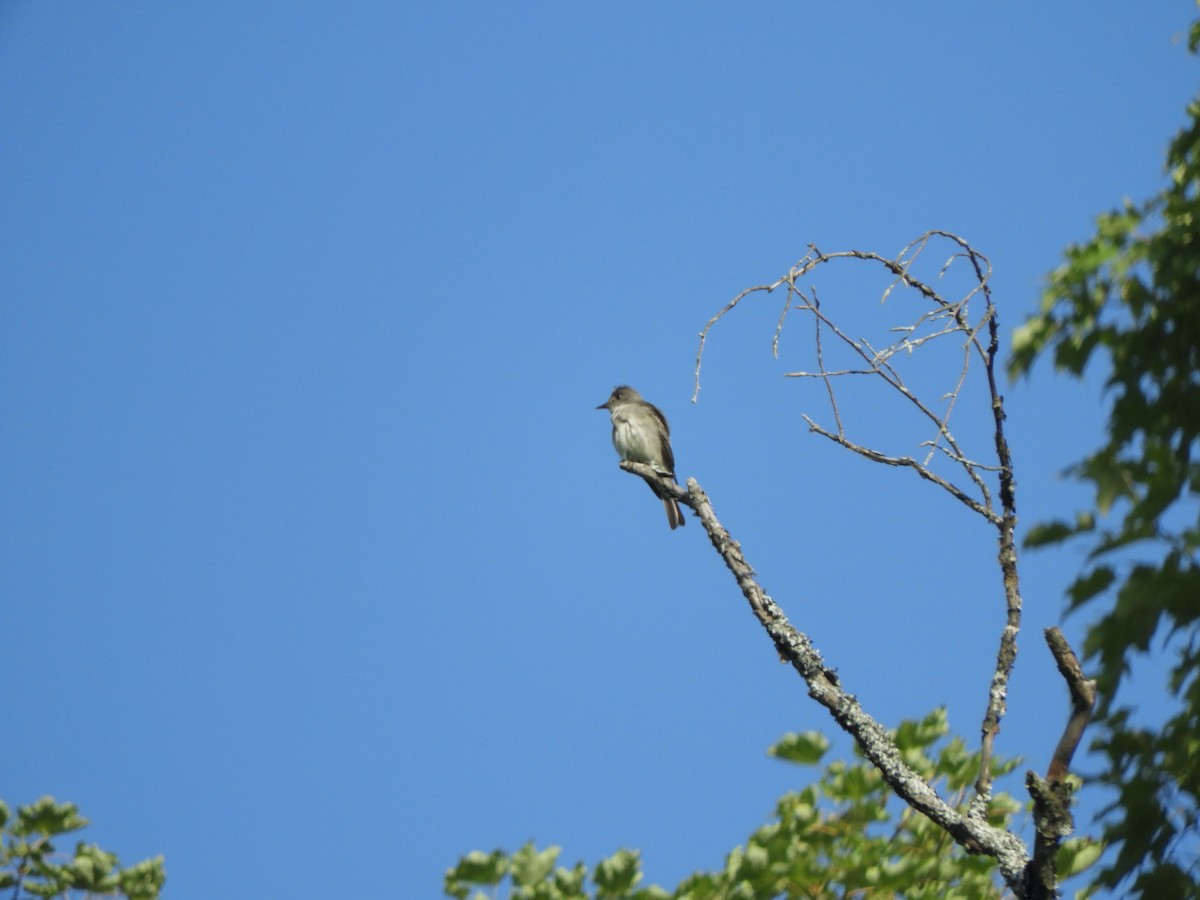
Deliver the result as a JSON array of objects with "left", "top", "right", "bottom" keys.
[
  {"left": 617, "top": 459, "right": 1031, "bottom": 893},
  {"left": 1043, "top": 627, "right": 1097, "bottom": 781},
  {"left": 1023, "top": 628, "right": 1097, "bottom": 900},
  {"left": 690, "top": 231, "right": 1035, "bottom": 888}
]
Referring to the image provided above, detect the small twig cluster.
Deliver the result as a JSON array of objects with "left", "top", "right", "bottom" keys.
[{"left": 696, "top": 231, "right": 999, "bottom": 520}]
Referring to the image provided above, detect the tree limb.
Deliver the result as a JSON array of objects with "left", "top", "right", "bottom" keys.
[
  {"left": 1024, "top": 628, "right": 1097, "bottom": 900},
  {"left": 618, "top": 459, "right": 1031, "bottom": 893}
]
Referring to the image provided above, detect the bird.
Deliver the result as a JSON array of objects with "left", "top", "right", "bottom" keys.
[{"left": 597, "top": 385, "right": 686, "bottom": 530}]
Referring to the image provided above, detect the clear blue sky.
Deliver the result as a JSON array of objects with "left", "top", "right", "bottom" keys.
[{"left": 2, "top": 3, "right": 1195, "bottom": 896}]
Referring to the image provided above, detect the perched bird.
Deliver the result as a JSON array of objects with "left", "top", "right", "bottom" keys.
[{"left": 597, "top": 385, "right": 686, "bottom": 530}]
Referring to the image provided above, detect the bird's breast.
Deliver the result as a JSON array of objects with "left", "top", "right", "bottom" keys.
[{"left": 611, "top": 416, "right": 658, "bottom": 465}]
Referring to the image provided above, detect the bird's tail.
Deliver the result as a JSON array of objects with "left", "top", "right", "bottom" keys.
[{"left": 664, "top": 496, "right": 685, "bottom": 530}]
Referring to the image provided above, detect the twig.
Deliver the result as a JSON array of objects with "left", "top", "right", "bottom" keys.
[
  {"left": 808, "top": 288, "right": 844, "bottom": 435},
  {"left": 693, "top": 278, "right": 787, "bottom": 403},
  {"left": 802, "top": 417, "right": 1001, "bottom": 524}
]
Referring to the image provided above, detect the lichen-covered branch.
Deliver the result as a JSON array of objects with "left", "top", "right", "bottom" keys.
[
  {"left": 971, "top": 265, "right": 1023, "bottom": 818},
  {"left": 618, "top": 459, "right": 1031, "bottom": 893}
]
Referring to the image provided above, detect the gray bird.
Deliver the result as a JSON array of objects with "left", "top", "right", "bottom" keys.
[{"left": 597, "top": 385, "right": 686, "bottom": 530}]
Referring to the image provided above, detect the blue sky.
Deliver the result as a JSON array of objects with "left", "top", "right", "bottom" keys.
[{"left": 2, "top": 3, "right": 1196, "bottom": 896}]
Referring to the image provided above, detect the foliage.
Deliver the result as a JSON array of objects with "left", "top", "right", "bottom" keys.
[
  {"left": 1008, "top": 25, "right": 1200, "bottom": 897},
  {"left": 0, "top": 797, "right": 165, "bottom": 900},
  {"left": 446, "top": 709, "right": 1097, "bottom": 899}
]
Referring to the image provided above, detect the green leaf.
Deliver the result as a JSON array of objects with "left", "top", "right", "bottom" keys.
[
  {"left": 445, "top": 849, "right": 509, "bottom": 887},
  {"left": 510, "top": 842, "right": 559, "bottom": 888},
  {"left": 593, "top": 849, "right": 641, "bottom": 898},
  {"left": 824, "top": 761, "right": 884, "bottom": 802},
  {"left": 119, "top": 855, "right": 166, "bottom": 900},
  {"left": 1058, "top": 838, "right": 1105, "bottom": 878},
  {"left": 932, "top": 736, "right": 976, "bottom": 788},
  {"left": 1025, "top": 512, "right": 1096, "bottom": 548},
  {"left": 65, "top": 842, "right": 119, "bottom": 890},
  {"left": 1009, "top": 316, "right": 1057, "bottom": 377},
  {"left": 768, "top": 731, "right": 829, "bottom": 765},
  {"left": 1067, "top": 566, "right": 1117, "bottom": 608},
  {"left": 552, "top": 861, "right": 588, "bottom": 898},
  {"left": 631, "top": 886, "right": 671, "bottom": 900},
  {"left": 893, "top": 707, "right": 948, "bottom": 751},
  {"left": 1024, "top": 519, "right": 1077, "bottom": 548},
  {"left": 12, "top": 797, "right": 88, "bottom": 838},
  {"left": 25, "top": 882, "right": 64, "bottom": 899}
]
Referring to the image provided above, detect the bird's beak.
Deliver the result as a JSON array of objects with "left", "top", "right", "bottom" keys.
[{"left": 596, "top": 399, "right": 610, "bottom": 410}]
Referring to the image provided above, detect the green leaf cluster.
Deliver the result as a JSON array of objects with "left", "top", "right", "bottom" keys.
[
  {"left": 446, "top": 710, "right": 1096, "bottom": 899},
  {"left": 1009, "top": 30, "right": 1200, "bottom": 897},
  {"left": 444, "top": 843, "right": 649, "bottom": 900},
  {"left": 0, "top": 797, "right": 165, "bottom": 900}
]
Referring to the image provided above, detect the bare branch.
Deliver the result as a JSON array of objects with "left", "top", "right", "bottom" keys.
[
  {"left": 918, "top": 439, "right": 1005, "bottom": 473},
  {"left": 802, "top": 416, "right": 1001, "bottom": 524},
  {"left": 1024, "top": 628, "right": 1097, "bottom": 900},
  {"left": 785, "top": 368, "right": 878, "bottom": 378},
  {"left": 808, "top": 288, "right": 844, "bottom": 435},
  {"left": 761, "top": 240, "right": 998, "bottom": 516}
]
